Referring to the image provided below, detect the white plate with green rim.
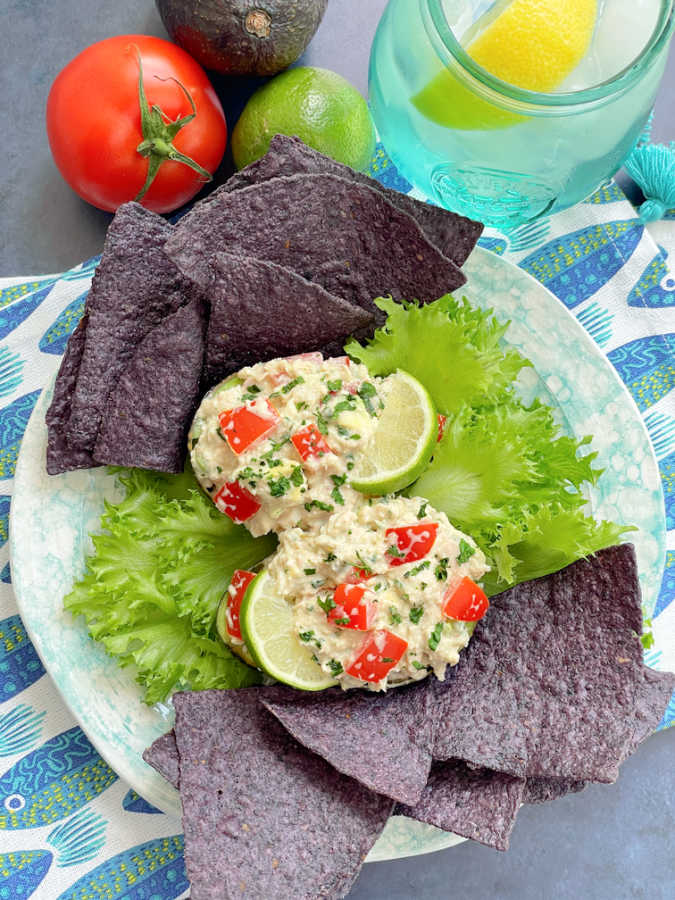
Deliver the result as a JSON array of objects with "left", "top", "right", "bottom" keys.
[{"left": 9, "top": 247, "right": 666, "bottom": 861}]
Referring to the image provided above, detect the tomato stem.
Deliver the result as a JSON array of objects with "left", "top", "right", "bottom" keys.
[{"left": 133, "top": 49, "right": 213, "bottom": 204}]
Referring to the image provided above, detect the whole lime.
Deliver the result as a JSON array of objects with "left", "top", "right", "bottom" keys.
[{"left": 232, "top": 66, "right": 376, "bottom": 172}]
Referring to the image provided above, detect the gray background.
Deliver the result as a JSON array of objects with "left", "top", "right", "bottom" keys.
[{"left": 2, "top": 2, "right": 674, "bottom": 898}]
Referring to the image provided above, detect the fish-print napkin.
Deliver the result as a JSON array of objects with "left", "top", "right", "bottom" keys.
[{"left": 0, "top": 146, "right": 673, "bottom": 899}]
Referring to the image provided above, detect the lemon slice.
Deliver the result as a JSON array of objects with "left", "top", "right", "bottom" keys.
[
  {"left": 413, "top": 0, "right": 598, "bottom": 130},
  {"left": 350, "top": 370, "right": 437, "bottom": 495},
  {"left": 240, "top": 571, "right": 337, "bottom": 691}
]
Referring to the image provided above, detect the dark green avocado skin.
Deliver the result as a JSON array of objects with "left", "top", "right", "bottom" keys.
[{"left": 156, "top": 0, "right": 329, "bottom": 76}]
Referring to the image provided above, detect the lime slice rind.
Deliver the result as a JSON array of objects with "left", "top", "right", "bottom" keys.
[
  {"left": 240, "top": 571, "right": 337, "bottom": 692},
  {"left": 350, "top": 370, "right": 437, "bottom": 495}
]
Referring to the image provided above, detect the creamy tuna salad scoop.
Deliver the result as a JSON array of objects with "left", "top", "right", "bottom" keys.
[{"left": 188, "top": 353, "right": 393, "bottom": 537}]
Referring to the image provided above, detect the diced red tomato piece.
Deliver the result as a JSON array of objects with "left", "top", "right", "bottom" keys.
[
  {"left": 213, "top": 481, "right": 261, "bottom": 524},
  {"left": 327, "top": 583, "right": 375, "bottom": 631},
  {"left": 437, "top": 414, "right": 448, "bottom": 442},
  {"left": 218, "top": 400, "right": 279, "bottom": 455},
  {"left": 343, "top": 566, "right": 374, "bottom": 584},
  {"left": 225, "top": 569, "right": 256, "bottom": 640},
  {"left": 443, "top": 577, "right": 489, "bottom": 622},
  {"left": 346, "top": 630, "right": 408, "bottom": 683},
  {"left": 385, "top": 523, "right": 439, "bottom": 567},
  {"left": 291, "top": 424, "right": 333, "bottom": 461}
]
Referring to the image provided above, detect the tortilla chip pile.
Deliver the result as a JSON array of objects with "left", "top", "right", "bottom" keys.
[
  {"left": 144, "top": 545, "right": 674, "bottom": 898},
  {"left": 46, "top": 136, "right": 482, "bottom": 476}
]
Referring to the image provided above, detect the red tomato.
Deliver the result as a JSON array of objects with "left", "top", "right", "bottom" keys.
[
  {"left": 46, "top": 35, "right": 227, "bottom": 213},
  {"left": 443, "top": 577, "right": 489, "bottom": 622},
  {"left": 292, "top": 424, "right": 333, "bottom": 461},
  {"left": 226, "top": 570, "right": 256, "bottom": 640},
  {"left": 213, "top": 482, "right": 261, "bottom": 524},
  {"left": 218, "top": 400, "right": 279, "bottom": 454},
  {"left": 343, "top": 566, "right": 374, "bottom": 584},
  {"left": 346, "top": 630, "right": 408, "bottom": 683},
  {"left": 327, "top": 583, "right": 375, "bottom": 631},
  {"left": 385, "top": 523, "right": 439, "bottom": 567}
]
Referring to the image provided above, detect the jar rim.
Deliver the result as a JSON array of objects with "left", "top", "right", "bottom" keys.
[{"left": 425, "top": 0, "right": 675, "bottom": 109}]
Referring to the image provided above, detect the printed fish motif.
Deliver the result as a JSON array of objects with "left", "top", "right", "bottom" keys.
[
  {"left": 0, "top": 390, "right": 41, "bottom": 480},
  {"left": 658, "top": 450, "right": 674, "bottom": 531},
  {"left": 0, "top": 615, "right": 45, "bottom": 701},
  {"left": 644, "top": 411, "right": 675, "bottom": 459},
  {"left": 0, "top": 495, "right": 10, "bottom": 548},
  {"left": 607, "top": 334, "right": 675, "bottom": 411},
  {"left": 0, "top": 346, "right": 24, "bottom": 399},
  {"left": 627, "top": 252, "right": 675, "bottom": 309},
  {"left": 0, "top": 563, "right": 9, "bottom": 584},
  {"left": 582, "top": 182, "right": 624, "bottom": 204},
  {"left": 0, "top": 278, "right": 55, "bottom": 311},
  {"left": 519, "top": 220, "right": 644, "bottom": 308},
  {"left": 0, "top": 849, "right": 52, "bottom": 899},
  {"left": 576, "top": 302, "right": 614, "bottom": 348},
  {"left": 367, "top": 143, "right": 414, "bottom": 193},
  {"left": 47, "top": 807, "right": 107, "bottom": 867},
  {"left": 0, "top": 283, "right": 56, "bottom": 341},
  {"left": 0, "top": 726, "right": 117, "bottom": 829},
  {"left": 61, "top": 256, "right": 99, "bottom": 282},
  {"left": 0, "top": 704, "right": 45, "bottom": 757},
  {"left": 504, "top": 218, "right": 551, "bottom": 253},
  {"left": 477, "top": 235, "right": 507, "bottom": 256},
  {"left": 39, "top": 292, "right": 88, "bottom": 356},
  {"left": 122, "top": 788, "right": 163, "bottom": 815},
  {"left": 56, "top": 834, "right": 189, "bottom": 900},
  {"left": 654, "top": 551, "right": 674, "bottom": 619}
]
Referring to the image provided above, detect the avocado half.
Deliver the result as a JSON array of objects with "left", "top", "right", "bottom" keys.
[{"left": 156, "top": 0, "right": 329, "bottom": 76}]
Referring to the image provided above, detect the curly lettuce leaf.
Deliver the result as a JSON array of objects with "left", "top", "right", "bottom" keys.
[
  {"left": 347, "top": 296, "right": 632, "bottom": 593},
  {"left": 345, "top": 295, "right": 529, "bottom": 415},
  {"left": 64, "top": 467, "right": 275, "bottom": 703}
]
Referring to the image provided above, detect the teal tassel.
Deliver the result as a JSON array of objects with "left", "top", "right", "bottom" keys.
[{"left": 624, "top": 142, "right": 675, "bottom": 223}]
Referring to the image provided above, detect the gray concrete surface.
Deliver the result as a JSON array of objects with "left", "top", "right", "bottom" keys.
[{"left": 1, "top": 2, "right": 673, "bottom": 898}]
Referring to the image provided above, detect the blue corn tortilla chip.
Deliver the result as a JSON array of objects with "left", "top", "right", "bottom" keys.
[
  {"left": 197, "top": 252, "right": 375, "bottom": 384},
  {"left": 173, "top": 688, "right": 393, "bottom": 900},
  {"left": 524, "top": 777, "right": 586, "bottom": 804},
  {"left": 220, "top": 135, "right": 483, "bottom": 266},
  {"left": 46, "top": 315, "right": 96, "bottom": 474},
  {"left": 92, "top": 295, "right": 207, "bottom": 473},
  {"left": 396, "top": 760, "right": 525, "bottom": 851},
  {"left": 164, "top": 173, "right": 466, "bottom": 326},
  {"left": 142, "top": 729, "right": 179, "bottom": 790},
  {"left": 431, "top": 544, "right": 675, "bottom": 783},
  {"left": 261, "top": 681, "right": 434, "bottom": 806},
  {"left": 66, "top": 202, "right": 190, "bottom": 453}
]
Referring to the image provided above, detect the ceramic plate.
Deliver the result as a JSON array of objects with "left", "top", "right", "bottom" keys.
[{"left": 9, "top": 247, "right": 666, "bottom": 862}]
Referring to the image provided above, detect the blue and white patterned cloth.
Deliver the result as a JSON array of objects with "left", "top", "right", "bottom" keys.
[{"left": 0, "top": 149, "right": 673, "bottom": 898}]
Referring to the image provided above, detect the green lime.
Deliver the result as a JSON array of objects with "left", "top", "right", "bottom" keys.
[
  {"left": 215, "top": 594, "right": 256, "bottom": 668},
  {"left": 350, "top": 370, "right": 437, "bottom": 495},
  {"left": 240, "top": 570, "right": 337, "bottom": 691},
  {"left": 232, "top": 66, "right": 376, "bottom": 171}
]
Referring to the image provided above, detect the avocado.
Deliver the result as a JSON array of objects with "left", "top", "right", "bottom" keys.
[{"left": 155, "top": 0, "right": 329, "bottom": 76}]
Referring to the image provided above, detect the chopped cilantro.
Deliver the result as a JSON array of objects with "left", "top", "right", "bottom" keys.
[
  {"left": 315, "top": 411, "right": 329, "bottom": 435},
  {"left": 412, "top": 660, "right": 428, "bottom": 671},
  {"left": 290, "top": 466, "right": 304, "bottom": 487},
  {"left": 282, "top": 376, "right": 305, "bottom": 394},
  {"left": 333, "top": 396, "right": 357, "bottom": 415},
  {"left": 295, "top": 400, "right": 308, "bottom": 411},
  {"left": 358, "top": 382, "right": 378, "bottom": 415},
  {"left": 331, "top": 473, "right": 347, "bottom": 486},
  {"left": 299, "top": 631, "right": 314, "bottom": 642},
  {"left": 304, "top": 500, "right": 334, "bottom": 513},
  {"left": 435, "top": 558, "right": 449, "bottom": 581},
  {"left": 331, "top": 486, "right": 345, "bottom": 505},
  {"left": 318, "top": 595, "right": 336, "bottom": 614},
  {"left": 389, "top": 607, "right": 402, "bottom": 625},
  {"left": 355, "top": 552, "right": 372, "bottom": 575},
  {"left": 327, "top": 379, "right": 342, "bottom": 392},
  {"left": 303, "top": 568, "right": 316, "bottom": 575},
  {"left": 428, "top": 623, "right": 443, "bottom": 651},
  {"left": 311, "top": 654, "right": 319, "bottom": 663},
  {"left": 346, "top": 461, "right": 355, "bottom": 471},
  {"left": 416, "top": 501, "right": 428, "bottom": 520},
  {"left": 324, "top": 551, "right": 338, "bottom": 563},
  {"left": 409, "top": 606, "right": 424, "bottom": 624},
  {"left": 382, "top": 657, "right": 394, "bottom": 663},
  {"left": 268, "top": 476, "right": 290, "bottom": 497},
  {"left": 216, "top": 427, "right": 227, "bottom": 442},
  {"left": 348, "top": 433, "right": 361, "bottom": 440},
  {"left": 333, "top": 617, "right": 351, "bottom": 626},
  {"left": 328, "top": 659, "right": 344, "bottom": 676},
  {"left": 405, "top": 560, "right": 431, "bottom": 578},
  {"left": 387, "top": 545, "right": 406, "bottom": 559},
  {"left": 457, "top": 539, "right": 476, "bottom": 564}
]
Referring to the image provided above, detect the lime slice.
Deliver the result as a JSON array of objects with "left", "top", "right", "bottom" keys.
[
  {"left": 240, "top": 571, "right": 337, "bottom": 691},
  {"left": 350, "top": 370, "right": 437, "bottom": 495}
]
